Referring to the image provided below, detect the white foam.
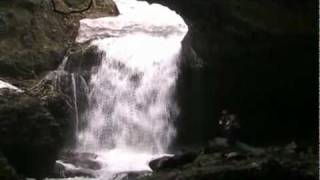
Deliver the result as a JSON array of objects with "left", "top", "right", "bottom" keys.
[{"left": 0, "top": 80, "right": 23, "bottom": 92}]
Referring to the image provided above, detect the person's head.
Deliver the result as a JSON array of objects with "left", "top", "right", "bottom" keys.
[
  {"left": 229, "top": 114, "right": 236, "bottom": 121},
  {"left": 222, "top": 109, "right": 228, "bottom": 115}
]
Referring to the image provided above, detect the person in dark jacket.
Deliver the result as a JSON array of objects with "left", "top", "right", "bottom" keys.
[{"left": 219, "top": 110, "right": 240, "bottom": 144}]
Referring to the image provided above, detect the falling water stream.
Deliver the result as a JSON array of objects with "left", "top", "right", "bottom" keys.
[
  {"left": 51, "top": 0, "right": 188, "bottom": 179},
  {"left": 71, "top": 73, "right": 80, "bottom": 136}
]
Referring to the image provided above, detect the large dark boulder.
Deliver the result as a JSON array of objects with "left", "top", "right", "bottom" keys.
[
  {"left": 0, "top": 89, "right": 71, "bottom": 178},
  {"left": 147, "top": 0, "right": 317, "bottom": 147},
  {"left": 52, "top": 162, "right": 96, "bottom": 178},
  {"left": 59, "top": 151, "right": 101, "bottom": 170},
  {"left": 149, "top": 152, "right": 198, "bottom": 171}
]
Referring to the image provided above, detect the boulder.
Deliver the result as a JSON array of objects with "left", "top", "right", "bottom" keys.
[
  {"left": 0, "top": 89, "right": 71, "bottom": 178},
  {"left": 59, "top": 151, "right": 101, "bottom": 170},
  {"left": 63, "top": 168, "right": 95, "bottom": 178},
  {"left": 51, "top": 151, "right": 101, "bottom": 178},
  {"left": 149, "top": 156, "right": 171, "bottom": 171},
  {"left": 149, "top": 151, "right": 198, "bottom": 171},
  {"left": 52, "top": 161, "right": 96, "bottom": 178}
]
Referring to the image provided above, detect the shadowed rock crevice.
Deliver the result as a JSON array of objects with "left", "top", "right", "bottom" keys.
[
  {"left": 51, "top": 0, "right": 93, "bottom": 14},
  {"left": 51, "top": 0, "right": 119, "bottom": 16}
]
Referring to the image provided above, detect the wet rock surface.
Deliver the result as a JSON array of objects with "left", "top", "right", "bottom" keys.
[
  {"left": 65, "top": 45, "right": 103, "bottom": 81},
  {"left": 44, "top": 44, "right": 104, "bottom": 135},
  {"left": 143, "top": 139, "right": 317, "bottom": 180},
  {"left": 149, "top": 152, "right": 198, "bottom": 171},
  {"left": 60, "top": 151, "right": 102, "bottom": 170},
  {"left": 116, "top": 171, "right": 152, "bottom": 180},
  {"left": 51, "top": 151, "right": 101, "bottom": 178},
  {"left": 53, "top": 162, "right": 96, "bottom": 178}
]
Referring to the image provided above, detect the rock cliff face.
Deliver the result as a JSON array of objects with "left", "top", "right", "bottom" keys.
[
  {"left": 147, "top": 0, "right": 317, "bottom": 147},
  {"left": 0, "top": 0, "right": 117, "bottom": 80},
  {"left": 0, "top": 0, "right": 118, "bottom": 178}
]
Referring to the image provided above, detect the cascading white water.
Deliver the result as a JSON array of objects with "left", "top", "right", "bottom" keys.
[
  {"left": 71, "top": 73, "right": 80, "bottom": 136},
  {"left": 79, "top": 35, "right": 180, "bottom": 152},
  {"left": 66, "top": 0, "right": 188, "bottom": 179}
]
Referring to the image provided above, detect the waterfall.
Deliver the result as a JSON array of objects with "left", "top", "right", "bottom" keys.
[
  {"left": 71, "top": 73, "right": 79, "bottom": 136},
  {"left": 78, "top": 34, "right": 185, "bottom": 152},
  {"left": 55, "top": 0, "right": 188, "bottom": 179}
]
